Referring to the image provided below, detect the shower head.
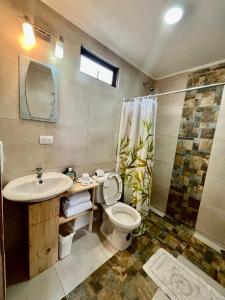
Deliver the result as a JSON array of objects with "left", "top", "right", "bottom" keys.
[{"left": 143, "top": 79, "right": 155, "bottom": 93}]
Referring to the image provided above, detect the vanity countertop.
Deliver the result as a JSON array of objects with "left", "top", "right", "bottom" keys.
[{"left": 61, "top": 181, "right": 99, "bottom": 197}]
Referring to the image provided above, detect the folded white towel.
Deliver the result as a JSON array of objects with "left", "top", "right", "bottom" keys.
[
  {"left": 64, "top": 191, "right": 91, "bottom": 208},
  {"left": 62, "top": 201, "right": 92, "bottom": 218},
  {"left": 63, "top": 197, "right": 90, "bottom": 209}
]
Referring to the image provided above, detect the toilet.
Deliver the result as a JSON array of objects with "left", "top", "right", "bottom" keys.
[{"left": 93, "top": 172, "right": 141, "bottom": 251}]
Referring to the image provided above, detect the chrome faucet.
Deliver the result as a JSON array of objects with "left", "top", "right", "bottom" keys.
[{"left": 36, "top": 167, "right": 43, "bottom": 184}]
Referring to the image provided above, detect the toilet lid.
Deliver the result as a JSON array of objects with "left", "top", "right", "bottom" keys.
[
  {"left": 92, "top": 173, "right": 111, "bottom": 184},
  {"left": 103, "top": 173, "right": 122, "bottom": 205}
]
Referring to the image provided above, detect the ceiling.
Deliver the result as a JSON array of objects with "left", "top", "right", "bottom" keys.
[{"left": 41, "top": 0, "right": 225, "bottom": 79}]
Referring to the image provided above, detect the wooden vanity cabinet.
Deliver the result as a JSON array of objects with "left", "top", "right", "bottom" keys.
[
  {"left": 27, "top": 182, "right": 98, "bottom": 278},
  {"left": 27, "top": 197, "right": 59, "bottom": 278}
]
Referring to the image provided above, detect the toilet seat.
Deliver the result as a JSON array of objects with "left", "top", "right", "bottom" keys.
[
  {"left": 106, "top": 202, "right": 141, "bottom": 232},
  {"left": 103, "top": 172, "right": 122, "bottom": 205},
  {"left": 102, "top": 172, "right": 141, "bottom": 232}
]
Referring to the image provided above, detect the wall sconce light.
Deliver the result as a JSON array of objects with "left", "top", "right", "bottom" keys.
[
  {"left": 55, "top": 35, "right": 64, "bottom": 59},
  {"left": 20, "top": 15, "right": 64, "bottom": 59},
  {"left": 22, "top": 16, "right": 36, "bottom": 48}
]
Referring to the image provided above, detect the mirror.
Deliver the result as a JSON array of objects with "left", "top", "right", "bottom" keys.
[{"left": 19, "top": 55, "right": 59, "bottom": 122}]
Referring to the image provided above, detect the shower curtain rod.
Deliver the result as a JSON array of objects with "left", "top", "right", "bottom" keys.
[
  {"left": 123, "top": 82, "right": 225, "bottom": 101},
  {"left": 153, "top": 81, "right": 225, "bottom": 97}
]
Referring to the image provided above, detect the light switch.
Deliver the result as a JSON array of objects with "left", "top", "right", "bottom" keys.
[{"left": 39, "top": 136, "right": 54, "bottom": 145}]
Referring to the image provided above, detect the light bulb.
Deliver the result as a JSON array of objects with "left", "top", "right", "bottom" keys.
[
  {"left": 55, "top": 35, "right": 64, "bottom": 59},
  {"left": 164, "top": 7, "right": 183, "bottom": 25},
  {"left": 22, "top": 16, "right": 35, "bottom": 48}
]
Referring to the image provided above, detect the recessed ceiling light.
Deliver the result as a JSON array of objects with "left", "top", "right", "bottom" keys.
[{"left": 164, "top": 7, "right": 183, "bottom": 24}]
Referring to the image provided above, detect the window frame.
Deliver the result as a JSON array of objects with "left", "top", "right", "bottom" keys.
[{"left": 80, "top": 46, "right": 119, "bottom": 87}]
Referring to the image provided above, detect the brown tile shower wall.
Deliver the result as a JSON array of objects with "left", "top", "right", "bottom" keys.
[{"left": 166, "top": 64, "right": 225, "bottom": 227}]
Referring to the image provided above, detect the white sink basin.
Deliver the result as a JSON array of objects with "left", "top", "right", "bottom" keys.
[{"left": 3, "top": 172, "right": 73, "bottom": 202}]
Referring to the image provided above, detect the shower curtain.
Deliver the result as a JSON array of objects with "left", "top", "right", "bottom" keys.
[{"left": 116, "top": 96, "right": 157, "bottom": 231}]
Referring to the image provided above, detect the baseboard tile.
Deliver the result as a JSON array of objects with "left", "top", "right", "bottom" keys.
[
  {"left": 194, "top": 231, "right": 225, "bottom": 253},
  {"left": 149, "top": 205, "right": 165, "bottom": 217}
]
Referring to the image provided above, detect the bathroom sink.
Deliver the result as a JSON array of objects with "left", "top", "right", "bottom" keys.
[{"left": 3, "top": 172, "right": 73, "bottom": 202}]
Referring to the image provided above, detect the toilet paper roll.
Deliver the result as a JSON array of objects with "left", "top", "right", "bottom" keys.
[{"left": 94, "top": 169, "right": 104, "bottom": 177}]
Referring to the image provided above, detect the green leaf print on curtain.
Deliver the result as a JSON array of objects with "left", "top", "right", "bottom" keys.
[{"left": 116, "top": 97, "right": 157, "bottom": 234}]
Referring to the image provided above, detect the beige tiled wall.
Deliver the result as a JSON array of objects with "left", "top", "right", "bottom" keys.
[
  {"left": 151, "top": 73, "right": 188, "bottom": 212},
  {"left": 196, "top": 89, "right": 225, "bottom": 247},
  {"left": 0, "top": 0, "right": 151, "bottom": 185}
]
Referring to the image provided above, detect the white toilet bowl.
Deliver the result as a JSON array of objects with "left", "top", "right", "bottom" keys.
[
  {"left": 93, "top": 172, "right": 141, "bottom": 251},
  {"left": 106, "top": 202, "right": 141, "bottom": 233}
]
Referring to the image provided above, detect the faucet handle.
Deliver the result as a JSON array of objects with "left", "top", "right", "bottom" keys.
[
  {"left": 32, "top": 167, "right": 43, "bottom": 173},
  {"left": 35, "top": 167, "right": 43, "bottom": 176},
  {"left": 35, "top": 167, "right": 44, "bottom": 183},
  {"left": 35, "top": 167, "right": 43, "bottom": 171}
]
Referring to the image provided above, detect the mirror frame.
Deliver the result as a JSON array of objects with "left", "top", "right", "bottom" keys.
[{"left": 19, "top": 54, "right": 59, "bottom": 123}]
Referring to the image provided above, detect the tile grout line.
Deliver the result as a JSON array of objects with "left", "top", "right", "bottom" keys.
[
  {"left": 83, "top": 227, "right": 118, "bottom": 261},
  {"left": 54, "top": 265, "right": 67, "bottom": 299}
]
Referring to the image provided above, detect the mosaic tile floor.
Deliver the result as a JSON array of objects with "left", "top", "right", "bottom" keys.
[{"left": 62, "top": 211, "right": 225, "bottom": 299}]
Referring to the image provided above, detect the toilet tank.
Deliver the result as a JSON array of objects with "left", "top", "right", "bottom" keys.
[
  {"left": 95, "top": 184, "right": 104, "bottom": 204},
  {"left": 93, "top": 173, "right": 110, "bottom": 204}
]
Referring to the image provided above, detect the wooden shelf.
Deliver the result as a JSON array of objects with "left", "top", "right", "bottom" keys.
[
  {"left": 59, "top": 204, "right": 98, "bottom": 225},
  {"left": 59, "top": 181, "right": 99, "bottom": 231},
  {"left": 62, "top": 181, "right": 99, "bottom": 197}
]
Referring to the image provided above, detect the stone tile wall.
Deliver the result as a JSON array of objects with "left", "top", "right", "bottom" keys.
[{"left": 166, "top": 64, "right": 225, "bottom": 227}]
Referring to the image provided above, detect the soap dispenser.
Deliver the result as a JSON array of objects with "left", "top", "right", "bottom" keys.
[{"left": 64, "top": 167, "right": 76, "bottom": 182}]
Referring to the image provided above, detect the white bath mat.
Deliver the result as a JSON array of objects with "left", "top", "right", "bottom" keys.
[{"left": 143, "top": 248, "right": 225, "bottom": 300}]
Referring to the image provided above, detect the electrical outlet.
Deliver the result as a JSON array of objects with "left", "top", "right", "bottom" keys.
[{"left": 39, "top": 136, "right": 53, "bottom": 145}]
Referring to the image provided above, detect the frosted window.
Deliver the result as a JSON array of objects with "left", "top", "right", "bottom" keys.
[{"left": 80, "top": 47, "right": 118, "bottom": 87}]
